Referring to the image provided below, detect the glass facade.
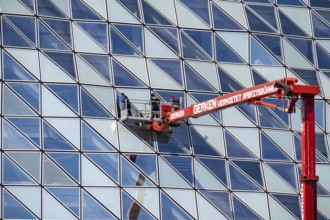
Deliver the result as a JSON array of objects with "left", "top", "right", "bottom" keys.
[{"left": 0, "top": 0, "right": 330, "bottom": 219}]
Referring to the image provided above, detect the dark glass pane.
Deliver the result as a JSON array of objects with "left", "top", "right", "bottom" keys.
[
  {"left": 185, "top": 64, "right": 215, "bottom": 91},
  {"left": 291, "top": 68, "right": 318, "bottom": 86},
  {"left": 287, "top": 38, "right": 314, "bottom": 64},
  {"left": 112, "top": 59, "right": 145, "bottom": 87},
  {"left": 81, "top": 54, "right": 111, "bottom": 81},
  {"left": 118, "top": 0, "right": 141, "bottom": 19},
  {"left": 315, "top": 133, "right": 328, "bottom": 159},
  {"left": 7, "top": 117, "right": 40, "bottom": 147},
  {"left": 45, "top": 51, "right": 76, "bottom": 79},
  {"left": 310, "top": 0, "right": 330, "bottom": 8},
  {"left": 312, "top": 13, "right": 330, "bottom": 38},
  {"left": 114, "top": 24, "right": 144, "bottom": 53},
  {"left": 198, "top": 158, "right": 227, "bottom": 185},
  {"left": 4, "top": 156, "right": 36, "bottom": 184},
  {"left": 191, "top": 128, "right": 221, "bottom": 156},
  {"left": 37, "top": 0, "right": 66, "bottom": 17},
  {"left": 215, "top": 36, "right": 245, "bottom": 64},
  {"left": 249, "top": 5, "right": 277, "bottom": 30},
  {"left": 246, "top": 7, "right": 275, "bottom": 33},
  {"left": 4, "top": 190, "right": 37, "bottom": 219},
  {"left": 43, "top": 18, "right": 72, "bottom": 46},
  {"left": 48, "top": 152, "right": 80, "bottom": 182},
  {"left": 199, "top": 190, "right": 232, "bottom": 218},
  {"left": 77, "top": 22, "right": 108, "bottom": 50},
  {"left": 48, "top": 187, "right": 80, "bottom": 216},
  {"left": 8, "top": 82, "right": 40, "bottom": 112},
  {"left": 251, "top": 69, "right": 267, "bottom": 85},
  {"left": 166, "top": 124, "right": 190, "bottom": 151},
  {"left": 151, "top": 59, "right": 183, "bottom": 86},
  {"left": 259, "top": 107, "right": 287, "bottom": 128},
  {"left": 225, "top": 131, "right": 256, "bottom": 159},
  {"left": 83, "top": 191, "right": 116, "bottom": 220},
  {"left": 244, "top": 0, "right": 269, "bottom": 2},
  {"left": 110, "top": 27, "right": 141, "bottom": 56},
  {"left": 233, "top": 160, "right": 263, "bottom": 187},
  {"left": 43, "top": 121, "right": 76, "bottom": 150},
  {"left": 315, "top": 101, "right": 324, "bottom": 129},
  {"left": 279, "top": 10, "right": 307, "bottom": 36},
  {"left": 233, "top": 196, "right": 262, "bottom": 219},
  {"left": 251, "top": 36, "right": 279, "bottom": 65},
  {"left": 157, "top": 135, "right": 188, "bottom": 154},
  {"left": 161, "top": 192, "right": 193, "bottom": 220},
  {"left": 294, "top": 134, "right": 301, "bottom": 161},
  {"left": 125, "top": 154, "right": 157, "bottom": 182},
  {"left": 277, "top": 0, "right": 303, "bottom": 5},
  {"left": 162, "top": 155, "right": 193, "bottom": 184},
  {"left": 315, "top": 10, "right": 330, "bottom": 23},
  {"left": 2, "top": 19, "right": 33, "bottom": 47},
  {"left": 82, "top": 121, "right": 114, "bottom": 151},
  {"left": 316, "top": 44, "right": 330, "bottom": 70},
  {"left": 184, "top": 29, "right": 212, "bottom": 57},
  {"left": 39, "top": 21, "right": 69, "bottom": 50},
  {"left": 236, "top": 103, "right": 257, "bottom": 124},
  {"left": 272, "top": 194, "right": 301, "bottom": 219},
  {"left": 268, "top": 162, "right": 297, "bottom": 189},
  {"left": 122, "top": 191, "right": 156, "bottom": 220},
  {"left": 212, "top": 4, "right": 243, "bottom": 30},
  {"left": 261, "top": 132, "right": 290, "bottom": 160},
  {"left": 86, "top": 153, "right": 119, "bottom": 182},
  {"left": 262, "top": 98, "right": 289, "bottom": 125},
  {"left": 229, "top": 164, "right": 260, "bottom": 190},
  {"left": 218, "top": 67, "right": 244, "bottom": 93},
  {"left": 47, "top": 84, "right": 79, "bottom": 113},
  {"left": 182, "top": 33, "right": 210, "bottom": 60},
  {"left": 149, "top": 27, "right": 179, "bottom": 53},
  {"left": 7, "top": 16, "right": 36, "bottom": 44},
  {"left": 254, "top": 34, "right": 282, "bottom": 61},
  {"left": 3, "top": 51, "right": 36, "bottom": 81},
  {"left": 142, "top": 0, "right": 172, "bottom": 25},
  {"left": 81, "top": 89, "right": 112, "bottom": 118},
  {"left": 71, "top": 0, "right": 102, "bottom": 20}
]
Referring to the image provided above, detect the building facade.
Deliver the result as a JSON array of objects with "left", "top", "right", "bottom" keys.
[{"left": 1, "top": 0, "right": 330, "bottom": 219}]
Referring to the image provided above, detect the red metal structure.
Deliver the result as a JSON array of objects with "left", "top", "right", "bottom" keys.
[{"left": 147, "top": 77, "right": 319, "bottom": 219}]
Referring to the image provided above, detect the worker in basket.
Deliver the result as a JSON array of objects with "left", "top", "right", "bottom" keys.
[
  {"left": 150, "top": 92, "right": 160, "bottom": 118},
  {"left": 120, "top": 92, "right": 132, "bottom": 116},
  {"left": 170, "top": 96, "right": 180, "bottom": 110}
]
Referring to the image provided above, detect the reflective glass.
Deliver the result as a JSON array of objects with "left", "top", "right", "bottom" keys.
[
  {"left": 314, "top": 13, "right": 330, "bottom": 38},
  {"left": 2, "top": 19, "right": 33, "bottom": 48},
  {"left": 233, "top": 196, "right": 262, "bottom": 219},
  {"left": 184, "top": 30, "right": 212, "bottom": 57},
  {"left": 43, "top": 121, "right": 76, "bottom": 151},
  {"left": 44, "top": 51, "right": 76, "bottom": 79},
  {"left": 4, "top": 190, "right": 37, "bottom": 219},
  {"left": 39, "top": 21, "right": 69, "bottom": 50},
  {"left": 78, "top": 22, "right": 108, "bottom": 50},
  {"left": 82, "top": 121, "right": 114, "bottom": 151},
  {"left": 43, "top": 155, "right": 76, "bottom": 185},
  {"left": 267, "top": 163, "right": 297, "bottom": 189},
  {"left": 161, "top": 192, "right": 193, "bottom": 220},
  {"left": 47, "top": 187, "right": 80, "bottom": 217},
  {"left": 8, "top": 117, "right": 40, "bottom": 146},
  {"left": 86, "top": 153, "right": 119, "bottom": 182},
  {"left": 157, "top": 134, "right": 188, "bottom": 154},
  {"left": 20, "top": 0, "right": 35, "bottom": 11},
  {"left": 47, "top": 153, "right": 80, "bottom": 182},
  {"left": 83, "top": 191, "right": 116, "bottom": 220},
  {"left": 151, "top": 59, "right": 183, "bottom": 86},
  {"left": 246, "top": 7, "right": 275, "bottom": 33},
  {"left": 212, "top": 4, "right": 243, "bottom": 30},
  {"left": 261, "top": 132, "right": 290, "bottom": 160},
  {"left": 315, "top": 133, "right": 328, "bottom": 159},
  {"left": 233, "top": 160, "right": 263, "bottom": 187},
  {"left": 113, "top": 59, "right": 145, "bottom": 87},
  {"left": 279, "top": 10, "right": 307, "bottom": 36},
  {"left": 3, "top": 155, "right": 36, "bottom": 184},
  {"left": 149, "top": 27, "right": 179, "bottom": 53},
  {"left": 199, "top": 190, "right": 232, "bottom": 218},
  {"left": 111, "top": 27, "right": 141, "bottom": 56},
  {"left": 287, "top": 38, "right": 314, "bottom": 64},
  {"left": 182, "top": 33, "right": 210, "bottom": 60},
  {"left": 162, "top": 155, "right": 193, "bottom": 184},
  {"left": 37, "top": 0, "right": 66, "bottom": 17},
  {"left": 8, "top": 82, "right": 40, "bottom": 112},
  {"left": 142, "top": 0, "right": 172, "bottom": 25},
  {"left": 81, "top": 89, "right": 112, "bottom": 118},
  {"left": 272, "top": 194, "right": 301, "bottom": 219},
  {"left": 7, "top": 16, "right": 36, "bottom": 44},
  {"left": 81, "top": 54, "right": 111, "bottom": 81},
  {"left": 3, "top": 51, "right": 36, "bottom": 81},
  {"left": 185, "top": 64, "right": 215, "bottom": 91},
  {"left": 254, "top": 34, "right": 282, "bottom": 61},
  {"left": 47, "top": 84, "right": 79, "bottom": 113},
  {"left": 118, "top": 0, "right": 141, "bottom": 19},
  {"left": 71, "top": 0, "right": 102, "bottom": 20},
  {"left": 277, "top": 0, "right": 304, "bottom": 6},
  {"left": 191, "top": 128, "right": 221, "bottom": 156},
  {"left": 43, "top": 18, "right": 72, "bottom": 46},
  {"left": 218, "top": 67, "right": 244, "bottom": 93},
  {"left": 114, "top": 24, "right": 144, "bottom": 53},
  {"left": 259, "top": 106, "right": 287, "bottom": 128},
  {"left": 230, "top": 163, "right": 261, "bottom": 190},
  {"left": 315, "top": 10, "right": 330, "bottom": 23},
  {"left": 198, "top": 158, "right": 227, "bottom": 186},
  {"left": 225, "top": 131, "right": 256, "bottom": 159},
  {"left": 248, "top": 5, "right": 277, "bottom": 30},
  {"left": 215, "top": 36, "right": 245, "bottom": 63},
  {"left": 251, "top": 37, "right": 280, "bottom": 65},
  {"left": 122, "top": 191, "right": 156, "bottom": 220},
  {"left": 316, "top": 44, "right": 330, "bottom": 70},
  {"left": 180, "top": 0, "right": 210, "bottom": 25},
  {"left": 310, "top": 0, "right": 330, "bottom": 8}
]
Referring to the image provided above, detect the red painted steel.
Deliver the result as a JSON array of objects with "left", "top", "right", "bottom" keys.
[{"left": 147, "top": 77, "right": 319, "bottom": 219}]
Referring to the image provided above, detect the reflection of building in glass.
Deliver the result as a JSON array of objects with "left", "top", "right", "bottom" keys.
[{"left": 1, "top": 0, "right": 330, "bottom": 219}]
